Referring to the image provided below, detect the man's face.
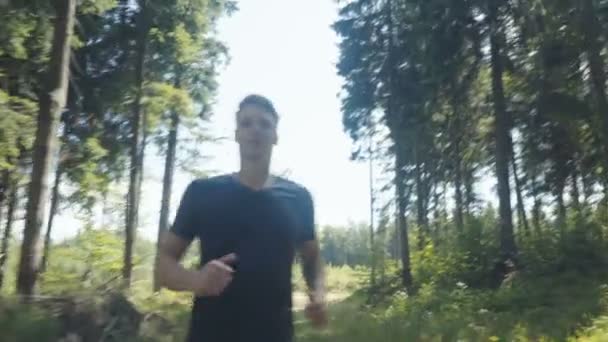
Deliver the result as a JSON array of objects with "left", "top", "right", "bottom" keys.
[{"left": 235, "top": 104, "right": 278, "bottom": 161}]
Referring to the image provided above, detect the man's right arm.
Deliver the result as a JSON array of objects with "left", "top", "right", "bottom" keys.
[
  {"left": 156, "top": 181, "right": 201, "bottom": 292},
  {"left": 156, "top": 181, "right": 237, "bottom": 296},
  {"left": 157, "top": 230, "right": 238, "bottom": 296},
  {"left": 156, "top": 231, "right": 198, "bottom": 292}
]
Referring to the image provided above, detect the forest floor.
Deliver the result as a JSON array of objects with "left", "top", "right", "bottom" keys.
[
  {"left": 295, "top": 271, "right": 608, "bottom": 342},
  {"left": 4, "top": 268, "right": 608, "bottom": 341}
]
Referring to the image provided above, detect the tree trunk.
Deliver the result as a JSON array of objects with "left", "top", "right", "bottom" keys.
[
  {"left": 531, "top": 174, "right": 542, "bottom": 234},
  {"left": 582, "top": 171, "right": 594, "bottom": 208},
  {"left": 377, "top": 222, "right": 386, "bottom": 285},
  {"left": 40, "top": 163, "right": 64, "bottom": 274},
  {"left": 454, "top": 169, "right": 465, "bottom": 232},
  {"left": 415, "top": 154, "right": 426, "bottom": 250},
  {"left": 387, "top": 0, "right": 412, "bottom": 291},
  {"left": 0, "top": 170, "right": 8, "bottom": 229},
  {"left": 0, "top": 181, "right": 18, "bottom": 290},
  {"left": 556, "top": 183, "right": 567, "bottom": 233},
  {"left": 154, "top": 100, "right": 181, "bottom": 292},
  {"left": 431, "top": 182, "right": 442, "bottom": 242},
  {"left": 395, "top": 146, "right": 413, "bottom": 290},
  {"left": 16, "top": 0, "right": 76, "bottom": 296},
  {"left": 527, "top": 130, "right": 542, "bottom": 234},
  {"left": 464, "top": 163, "right": 475, "bottom": 217},
  {"left": 571, "top": 166, "right": 582, "bottom": 214},
  {"left": 529, "top": 9, "right": 547, "bottom": 236},
  {"left": 413, "top": 142, "right": 430, "bottom": 249},
  {"left": 442, "top": 182, "right": 450, "bottom": 235},
  {"left": 368, "top": 128, "right": 376, "bottom": 288},
  {"left": 452, "top": 102, "right": 465, "bottom": 232},
  {"left": 580, "top": 0, "right": 608, "bottom": 154},
  {"left": 488, "top": 0, "right": 517, "bottom": 263},
  {"left": 511, "top": 152, "right": 530, "bottom": 236},
  {"left": 124, "top": 1, "right": 150, "bottom": 286},
  {"left": 580, "top": 0, "right": 608, "bottom": 207}
]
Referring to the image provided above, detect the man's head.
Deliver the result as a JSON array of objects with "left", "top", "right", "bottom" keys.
[{"left": 235, "top": 94, "right": 279, "bottom": 162}]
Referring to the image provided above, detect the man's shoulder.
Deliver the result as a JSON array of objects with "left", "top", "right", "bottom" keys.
[
  {"left": 187, "top": 174, "right": 234, "bottom": 192},
  {"left": 273, "top": 176, "right": 312, "bottom": 199}
]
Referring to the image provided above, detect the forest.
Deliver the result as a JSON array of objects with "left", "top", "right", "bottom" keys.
[{"left": 1, "top": 0, "right": 608, "bottom": 341}]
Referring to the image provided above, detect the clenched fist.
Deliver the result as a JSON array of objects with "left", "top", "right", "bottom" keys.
[
  {"left": 305, "top": 292, "right": 328, "bottom": 329},
  {"left": 190, "top": 253, "right": 238, "bottom": 297}
]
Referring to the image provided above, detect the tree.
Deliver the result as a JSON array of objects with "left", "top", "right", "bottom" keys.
[
  {"left": 123, "top": 0, "right": 151, "bottom": 285},
  {"left": 4, "top": 0, "right": 121, "bottom": 292},
  {"left": 0, "top": 7, "right": 39, "bottom": 219},
  {"left": 0, "top": 171, "right": 18, "bottom": 290},
  {"left": 579, "top": 0, "right": 608, "bottom": 158},
  {"left": 486, "top": 0, "right": 517, "bottom": 263},
  {"left": 40, "top": 153, "right": 63, "bottom": 273},
  {"left": 148, "top": 80, "right": 196, "bottom": 290},
  {"left": 511, "top": 153, "right": 530, "bottom": 235},
  {"left": 368, "top": 119, "right": 376, "bottom": 286},
  {"left": 124, "top": 0, "right": 232, "bottom": 286},
  {"left": 333, "top": 0, "right": 416, "bottom": 289},
  {"left": 395, "top": 144, "right": 413, "bottom": 289},
  {"left": 16, "top": 0, "right": 76, "bottom": 296},
  {"left": 146, "top": 0, "right": 232, "bottom": 290}
]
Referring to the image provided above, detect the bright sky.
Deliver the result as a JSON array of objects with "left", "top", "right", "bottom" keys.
[{"left": 53, "top": 0, "right": 372, "bottom": 241}]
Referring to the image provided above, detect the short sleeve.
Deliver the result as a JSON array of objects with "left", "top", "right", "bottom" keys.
[
  {"left": 170, "top": 181, "right": 199, "bottom": 241},
  {"left": 297, "top": 188, "right": 316, "bottom": 243}
]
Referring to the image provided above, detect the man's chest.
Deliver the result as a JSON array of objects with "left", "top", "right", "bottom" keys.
[{"left": 195, "top": 189, "right": 302, "bottom": 263}]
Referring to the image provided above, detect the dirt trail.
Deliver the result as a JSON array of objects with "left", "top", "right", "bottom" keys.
[{"left": 292, "top": 291, "right": 350, "bottom": 311}]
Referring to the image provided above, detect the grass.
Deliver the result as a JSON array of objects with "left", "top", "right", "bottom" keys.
[
  {"left": 297, "top": 271, "right": 608, "bottom": 342},
  {"left": 4, "top": 267, "right": 608, "bottom": 341},
  {"left": 135, "top": 269, "right": 608, "bottom": 341},
  {"left": 0, "top": 298, "right": 62, "bottom": 341},
  {"left": 134, "top": 264, "right": 366, "bottom": 340}
]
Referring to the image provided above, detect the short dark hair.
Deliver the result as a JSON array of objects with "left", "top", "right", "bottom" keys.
[{"left": 237, "top": 94, "right": 279, "bottom": 123}]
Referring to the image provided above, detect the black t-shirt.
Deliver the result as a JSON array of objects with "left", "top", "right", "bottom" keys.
[{"left": 171, "top": 174, "right": 315, "bottom": 342}]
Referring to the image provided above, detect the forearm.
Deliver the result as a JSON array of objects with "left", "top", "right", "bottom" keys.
[
  {"left": 301, "top": 252, "right": 325, "bottom": 299},
  {"left": 157, "top": 254, "right": 197, "bottom": 292}
]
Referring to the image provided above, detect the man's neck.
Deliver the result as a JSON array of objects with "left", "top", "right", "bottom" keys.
[{"left": 238, "top": 159, "right": 272, "bottom": 190}]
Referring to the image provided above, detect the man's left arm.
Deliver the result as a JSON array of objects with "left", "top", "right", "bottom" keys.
[
  {"left": 297, "top": 189, "right": 327, "bottom": 328},
  {"left": 300, "top": 240, "right": 326, "bottom": 304}
]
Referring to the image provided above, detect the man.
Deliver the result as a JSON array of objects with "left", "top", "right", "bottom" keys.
[{"left": 156, "top": 94, "right": 327, "bottom": 342}]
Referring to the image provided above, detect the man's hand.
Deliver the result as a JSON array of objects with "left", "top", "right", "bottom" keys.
[
  {"left": 305, "top": 292, "right": 328, "bottom": 329},
  {"left": 190, "top": 253, "right": 238, "bottom": 297}
]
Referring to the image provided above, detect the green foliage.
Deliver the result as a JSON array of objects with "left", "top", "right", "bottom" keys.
[
  {"left": 78, "top": 0, "right": 117, "bottom": 15},
  {"left": 38, "top": 227, "right": 201, "bottom": 296},
  {"left": 411, "top": 243, "right": 467, "bottom": 288},
  {"left": 298, "top": 271, "right": 608, "bottom": 342},
  {"left": 576, "top": 313, "right": 608, "bottom": 341},
  {"left": 3, "top": 213, "right": 608, "bottom": 342},
  {"left": 293, "top": 263, "right": 366, "bottom": 294},
  {"left": 0, "top": 10, "right": 37, "bottom": 59},
  {"left": 319, "top": 223, "right": 371, "bottom": 267},
  {"left": 63, "top": 136, "right": 112, "bottom": 212},
  {"left": 0, "top": 89, "right": 36, "bottom": 170},
  {"left": 40, "top": 228, "right": 125, "bottom": 294},
  {"left": 333, "top": 0, "right": 608, "bottom": 293},
  {"left": 2, "top": 0, "right": 608, "bottom": 340},
  {"left": 0, "top": 300, "right": 61, "bottom": 341},
  {"left": 143, "top": 82, "right": 194, "bottom": 135}
]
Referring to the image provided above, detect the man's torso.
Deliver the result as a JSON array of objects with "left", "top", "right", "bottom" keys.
[{"left": 179, "top": 174, "right": 312, "bottom": 342}]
